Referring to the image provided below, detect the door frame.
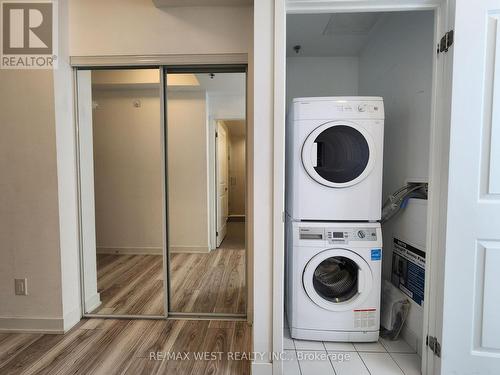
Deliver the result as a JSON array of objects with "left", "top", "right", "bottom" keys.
[
  {"left": 273, "top": 1, "right": 449, "bottom": 374},
  {"left": 72, "top": 56, "right": 250, "bottom": 321},
  {"left": 215, "top": 120, "right": 229, "bottom": 248}
]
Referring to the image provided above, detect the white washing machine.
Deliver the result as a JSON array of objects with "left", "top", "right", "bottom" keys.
[
  {"left": 286, "top": 220, "right": 382, "bottom": 342},
  {"left": 286, "top": 97, "right": 384, "bottom": 221}
]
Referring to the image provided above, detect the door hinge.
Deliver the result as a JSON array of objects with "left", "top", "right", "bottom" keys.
[
  {"left": 216, "top": 231, "right": 219, "bottom": 236},
  {"left": 437, "top": 30, "right": 454, "bottom": 54},
  {"left": 216, "top": 132, "right": 218, "bottom": 138},
  {"left": 426, "top": 335, "right": 441, "bottom": 357}
]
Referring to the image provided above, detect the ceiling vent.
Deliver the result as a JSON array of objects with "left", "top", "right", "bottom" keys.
[{"left": 322, "top": 13, "right": 381, "bottom": 36}]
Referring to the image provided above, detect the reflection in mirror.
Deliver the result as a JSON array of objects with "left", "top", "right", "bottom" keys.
[
  {"left": 166, "top": 71, "right": 247, "bottom": 315},
  {"left": 78, "top": 68, "right": 165, "bottom": 316}
]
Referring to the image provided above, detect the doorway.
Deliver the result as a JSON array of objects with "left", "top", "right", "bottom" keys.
[
  {"left": 216, "top": 119, "right": 246, "bottom": 249},
  {"left": 280, "top": 7, "right": 443, "bottom": 375}
]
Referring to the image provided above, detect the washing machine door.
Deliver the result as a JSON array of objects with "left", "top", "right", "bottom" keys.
[
  {"left": 302, "top": 121, "right": 376, "bottom": 188},
  {"left": 303, "top": 248, "right": 373, "bottom": 312}
]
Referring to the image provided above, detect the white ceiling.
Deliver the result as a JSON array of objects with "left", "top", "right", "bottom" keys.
[
  {"left": 286, "top": 13, "right": 386, "bottom": 57},
  {"left": 167, "top": 72, "right": 245, "bottom": 93},
  {"left": 195, "top": 73, "right": 245, "bottom": 94}
]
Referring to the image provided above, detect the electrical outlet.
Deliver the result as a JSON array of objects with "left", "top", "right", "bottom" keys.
[{"left": 14, "top": 278, "right": 28, "bottom": 296}]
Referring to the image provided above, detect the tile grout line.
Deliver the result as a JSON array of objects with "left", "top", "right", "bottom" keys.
[
  {"left": 357, "top": 351, "right": 373, "bottom": 375},
  {"left": 295, "top": 349, "right": 304, "bottom": 375},
  {"left": 322, "top": 341, "right": 338, "bottom": 375},
  {"left": 385, "top": 350, "right": 409, "bottom": 375}
]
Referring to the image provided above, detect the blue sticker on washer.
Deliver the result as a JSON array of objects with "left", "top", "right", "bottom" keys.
[{"left": 371, "top": 248, "right": 382, "bottom": 261}]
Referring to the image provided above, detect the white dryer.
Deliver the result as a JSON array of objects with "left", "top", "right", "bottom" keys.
[
  {"left": 286, "top": 220, "right": 382, "bottom": 342},
  {"left": 286, "top": 97, "right": 384, "bottom": 221}
]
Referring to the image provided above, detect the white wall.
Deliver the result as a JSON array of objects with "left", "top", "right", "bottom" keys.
[
  {"left": 286, "top": 56, "right": 359, "bottom": 107},
  {"left": 69, "top": 0, "right": 252, "bottom": 56},
  {"left": 92, "top": 87, "right": 163, "bottom": 253},
  {"left": 168, "top": 91, "right": 211, "bottom": 253},
  {"left": 359, "top": 11, "right": 434, "bottom": 198},
  {"left": 228, "top": 131, "right": 246, "bottom": 216},
  {"left": 208, "top": 93, "right": 246, "bottom": 120},
  {"left": 0, "top": 69, "right": 64, "bottom": 331}
]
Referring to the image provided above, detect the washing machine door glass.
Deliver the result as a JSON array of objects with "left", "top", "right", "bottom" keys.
[
  {"left": 302, "top": 121, "right": 376, "bottom": 188},
  {"left": 303, "top": 248, "right": 373, "bottom": 312},
  {"left": 313, "top": 256, "right": 358, "bottom": 303}
]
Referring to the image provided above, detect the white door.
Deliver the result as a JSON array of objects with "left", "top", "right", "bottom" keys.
[
  {"left": 438, "top": 1, "right": 500, "bottom": 373},
  {"left": 216, "top": 122, "right": 229, "bottom": 247}
]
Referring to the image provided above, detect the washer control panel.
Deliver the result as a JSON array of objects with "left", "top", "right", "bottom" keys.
[
  {"left": 326, "top": 228, "right": 377, "bottom": 244},
  {"left": 299, "top": 227, "right": 378, "bottom": 243}
]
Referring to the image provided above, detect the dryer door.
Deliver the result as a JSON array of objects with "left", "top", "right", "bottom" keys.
[
  {"left": 303, "top": 248, "right": 373, "bottom": 312},
  {"left": 302, "top": 121, "right": 376, "bottom": 188}
]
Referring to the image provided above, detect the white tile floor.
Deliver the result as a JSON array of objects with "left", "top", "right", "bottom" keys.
[{"left": 283, "top": 327, "right": 421, "bottom": 375}]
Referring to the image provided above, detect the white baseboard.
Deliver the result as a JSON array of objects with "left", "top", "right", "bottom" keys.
[
  {"left": 170, "top": 246, "right": 210, "bottom": 254},
  {"left": 0, "top": 316, "right": 66, "bottom": 334},
  {"left": 251, "top": 362, "right": 273, "bottom": 375},
  {"left": 0, "top": 308, "right": 83, "bottom": 334},
  {"left": 84, "top": 293, "right": 101, "bottom": 313},
  {"left": 97, "top": 246, "right": 162, "bottom": 255}
]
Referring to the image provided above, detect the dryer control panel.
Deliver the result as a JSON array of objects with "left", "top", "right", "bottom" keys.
[{"left": 326, "top": 228, "right": 377, "bottom": 244}]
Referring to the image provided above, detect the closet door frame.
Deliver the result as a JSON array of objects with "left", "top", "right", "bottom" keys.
[
  {"left": 72, "top": 54, "right": 249, "bottom": 321},
  {"left": 273, "top": 2, "right": 447, "bottom": 375}
]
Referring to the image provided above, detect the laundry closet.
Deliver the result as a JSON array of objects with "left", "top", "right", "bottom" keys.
[{"left": 284, "top": 9, "right": 436, "bottom": 370}]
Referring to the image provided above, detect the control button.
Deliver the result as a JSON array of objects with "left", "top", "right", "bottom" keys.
[{"left": 357, "top": 230, "right": 366, "bottom": 239}]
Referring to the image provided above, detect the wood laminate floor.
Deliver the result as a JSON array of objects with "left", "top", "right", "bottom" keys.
[
  {"left": 92, "top": 222, "right": 246, "bottom": 315},
  {"left": 0, "top": 319, "right": 252, "bottom": 375}
]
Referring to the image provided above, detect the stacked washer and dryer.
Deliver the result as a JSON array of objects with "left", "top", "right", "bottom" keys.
[{"left": 285, "top": 97, "right": 385, "bottom": 342}]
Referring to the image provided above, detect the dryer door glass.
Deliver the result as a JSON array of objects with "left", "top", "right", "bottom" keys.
[
  {"left": 314, "top": 125, "right": 370, "bottom": 184},
  {"left": 312, "top": 256, "right": 358, "bottom": 303}
]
